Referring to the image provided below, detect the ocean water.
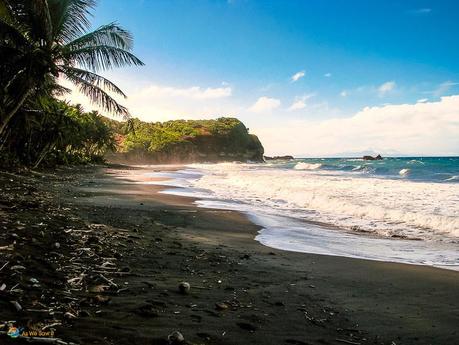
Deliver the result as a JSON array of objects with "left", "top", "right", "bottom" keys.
[{"left": 142, "top": 157, "right": 459, "bottom": 270}]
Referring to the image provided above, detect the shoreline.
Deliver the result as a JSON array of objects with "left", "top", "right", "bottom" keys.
[
  {"left": 0, "top": 164, "right": 458, "bottom": 344},
  {"left": 147, "top": 165, "right": 459, "bottom": 272}
]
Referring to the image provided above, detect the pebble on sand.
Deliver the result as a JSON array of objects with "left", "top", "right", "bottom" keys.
[
  {"left": 178, "top": 282, "right": 190, "bottom": 294},
  {"left": 168, "top": 331, "right": 185, "bottom": 344}
]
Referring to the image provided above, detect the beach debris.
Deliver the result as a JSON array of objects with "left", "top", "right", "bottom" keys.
[
  {"left": 10, "top": 300, "right": 22, "bottom": 312},
  {"left": 335, "top": 339, "right": 361, "bottom": 345},
  {"left": 178, "top": 282, "right": 190, "bottom": 294},
  {"left": 64, "top": 312, "right": 77, "bottom": 319},
  {"left": 168, "top": 331, "right": 185, "bottom": 344},
  {"left": 0, "top": 261, "right": 9, "bottom": 271},
  {"left": 215, "top": 302, "right": 229, "bottom": 311},
  {"left": 89, "top": 284, "right": 110, "bottom": 293},
  {"left": 10, "top": 265, "right": 26, "bottom": 271}
]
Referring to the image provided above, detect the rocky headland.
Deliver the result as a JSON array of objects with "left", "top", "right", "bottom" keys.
[{"left": 105, "top": 117, "right": 264, "bottom": 164}]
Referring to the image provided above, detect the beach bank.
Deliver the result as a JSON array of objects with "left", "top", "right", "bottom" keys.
[{"left": 0, "top": 165, "right": 457, "bottom": 345}]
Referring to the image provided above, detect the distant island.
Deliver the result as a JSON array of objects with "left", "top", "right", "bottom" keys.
[{"left": 106, "top": 117, "right": 265, "bottom": 164}]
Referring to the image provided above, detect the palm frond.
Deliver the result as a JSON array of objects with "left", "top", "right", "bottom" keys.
[
  {"left": 63, "top": 72, "right": 130, "bottom": 119},
  {"left": 65, "top": 22, "right": 133, "bottom": 50},
  {"left": 59, "top": 65, "right": 127, "bottom": 97},
  {"left": 63, "top": 44, "right": 144, "bottom": 72},
  {"left": 27, "top": 0, "right": 53, "bottom": 43},
  {"left": 0, "top": 14, "right": 29, "bottom": 47},
  {"left": 0, "top": 0, "right": 13, "bottom": 21},
  {"left": 47, "top": 0, "right": 96, "bottom": 43}
]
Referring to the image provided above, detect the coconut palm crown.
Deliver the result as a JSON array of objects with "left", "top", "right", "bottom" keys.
[{"left": 0, "top": 0, "right": 144, "bottom": 134}]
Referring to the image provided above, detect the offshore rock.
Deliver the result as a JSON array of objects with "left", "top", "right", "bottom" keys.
[
  {"left": 264, "top": 155, "right": 294, "bottom": 161},
  {"left": 362, "top": 154, "right": 383, "bottom": 160}
]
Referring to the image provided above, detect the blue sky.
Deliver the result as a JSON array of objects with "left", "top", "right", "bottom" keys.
[{"left": 67, "top": 0, "right": 459, "bottom": 156}]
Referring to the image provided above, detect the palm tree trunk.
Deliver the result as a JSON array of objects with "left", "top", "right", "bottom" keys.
[
  {"left": 33, "top": 143, "right": 54, "bottom": 169},
  {"left": 0, "top": 89, "right": 32, "bottom": 136}
]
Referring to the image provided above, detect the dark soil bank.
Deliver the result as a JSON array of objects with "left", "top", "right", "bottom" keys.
[{"left": 0, "top": 165, "right": 458, "bottom": 345}]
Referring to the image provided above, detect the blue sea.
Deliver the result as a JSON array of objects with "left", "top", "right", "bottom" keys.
[{"left": 277, "top": 156, "right": 459, "bottom": 183}]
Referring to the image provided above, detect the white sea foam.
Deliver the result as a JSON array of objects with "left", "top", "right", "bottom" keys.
[
  {"left": 399, "top": 168, "right": 410, "bottom": 176},
  {"left": 294, "top": 162, "right": 322, "bottom": 170},
  {"left": 187, "top": 163, "right": 459, "bottom": 241}
]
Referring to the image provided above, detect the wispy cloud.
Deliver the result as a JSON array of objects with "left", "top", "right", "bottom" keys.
[
  {"left": 430, "top": 81, "right": 459, "bottom": 97},
  {"left": 324, "top": 73, "right": 332, "bottom": 78},
  {"left": 137, "top": 84, "right": 232, "bottom": 99},
  {"left": 288, "top": 93, "right": 315, "bottom": 111},
  {"left": 249, "top": 96, "right": 281, "bottom": 113},
  {"left": 291, "top": 70, "right": 305, "bottom": 82},
  {"left": 340, "top": 82, "right": 396, "bottom": 98},
  {"left": 408, "top": 8, "right": 432, "bottom": 15},
  {"left": 378, "top": 81, "right": 396, "bottom": 97}
]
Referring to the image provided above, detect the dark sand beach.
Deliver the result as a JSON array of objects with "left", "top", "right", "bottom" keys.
[{"left": 0, "top": 165, "right": 458, "bottom": 345}]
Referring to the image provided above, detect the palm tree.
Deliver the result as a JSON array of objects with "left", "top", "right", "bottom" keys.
[{"left": 0, "top": 0, "right": 144, "bottom": 135}]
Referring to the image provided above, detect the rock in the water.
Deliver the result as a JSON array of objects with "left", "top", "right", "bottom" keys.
[
  {"left": 178, "top": 282, "right": 190, "bottom": 294},
  {"left": 264, "top": 155, "right": 294, "bottom": 161},
  {"left": 362, "top": 154, "right": 383, "bottom": 160}
]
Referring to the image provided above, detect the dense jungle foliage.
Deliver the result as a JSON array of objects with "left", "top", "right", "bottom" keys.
[
  {"left": 0, "top": 0, "right": 143, "bottom": 168},
  {"left": 120, "top": 118, "right": 251, "bottom": 153}
]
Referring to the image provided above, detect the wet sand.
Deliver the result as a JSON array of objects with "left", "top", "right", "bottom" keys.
[{"left": 0, "top": 164, "right": 458, "bottom": 345}]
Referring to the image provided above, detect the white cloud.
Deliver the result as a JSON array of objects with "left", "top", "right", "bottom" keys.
[
  {"left": 340, "top": 90, "right": 348, "bottom": 97},
  {"left": 288, "top": 100, "right": 306, "bottom": 111},
  {"left": 291, "top": 70, "right": 305, "bottom": 82},
  {"left": 324, "top": 73, "right": 332, "bottom": 78},
  {"left": 288, "top": 94, "right": 315, "bottom": 111},
  {"left": 255, "top": 95, "right": 459, "bottom": 157},
  {"left": 59, "top": 78, "right": 239, "bottom": 121},
  {"left": 137, "top": 84, "right": 231, "bottom": 99},
  {"left": 249, "top": 96, "right": 281, "bottom": 113},
  {"left": 378, "top": 81, "right": 396, "bottom": 97}
]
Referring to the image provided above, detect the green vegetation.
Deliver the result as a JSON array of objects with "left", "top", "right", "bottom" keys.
[
  {"left": 3, "top": 98, "right": 116, "bottom": 167},
  {"left": 109, "top": 117, "right": 264, "bottom": 163},
  {"left": 0, "top": 0, "right": 143, "bottom": 168}
]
